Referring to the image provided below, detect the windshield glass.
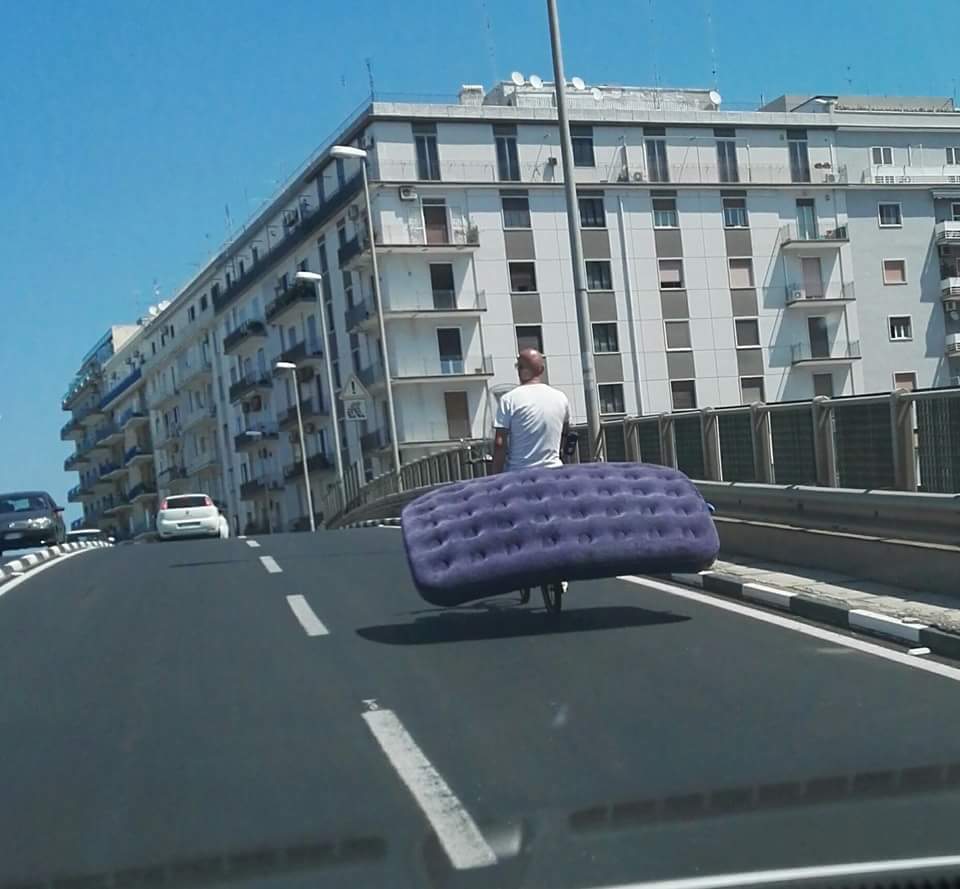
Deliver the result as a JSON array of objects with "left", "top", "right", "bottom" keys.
[
  {"left": 0, "top": 495, "right": 47, "bottom": 513},
  {"left": 163, "top": 496, "right": 209, "bottom": 510}
]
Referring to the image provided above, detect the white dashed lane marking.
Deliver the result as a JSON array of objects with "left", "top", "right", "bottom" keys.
[
  {"left": 246, "top": 540, "right": 261, "bottom": 548},
  {"left": 285, "top": 595, "right": 329, "bottom": 636},
  {"left": 259, "top": 556, "right": 282, "bottom": 574}
]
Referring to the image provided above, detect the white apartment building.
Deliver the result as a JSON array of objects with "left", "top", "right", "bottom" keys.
[{"left": 63, "top": 79, "right": 960, "bottom": 534}]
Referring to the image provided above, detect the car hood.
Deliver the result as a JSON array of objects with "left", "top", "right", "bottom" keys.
[{"left": 1, "top": 509, "right": 52, "bottom": 524}]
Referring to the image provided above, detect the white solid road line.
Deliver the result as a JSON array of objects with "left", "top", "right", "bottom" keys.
[
  {"left": 620, "top": 575, "right": 960, "bottom": 684},
  {"left": 594, "top": 854, "right": 960, "bottom": 889},
  {"left": 285, "top": 595, "right": 329, "bottom": 636},
  {"left": 0, "top": 548, "right": 96, "bottom": 598},
  {"left": 246, "top": 540, "right": 261, "bottom": 548},
  {"left": 362, "top": 706, "right": 498, "bottom": 870},
  {"left": 259, "top": 555, "right": 282, "bottom": 574}
]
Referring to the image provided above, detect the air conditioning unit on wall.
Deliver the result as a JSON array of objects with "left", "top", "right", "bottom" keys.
[{"left": 399, "top": 186, "right": 418, "bottom": 201}]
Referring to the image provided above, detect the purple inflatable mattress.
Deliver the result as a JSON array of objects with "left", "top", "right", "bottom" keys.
[{"left": 401, "top": 462, "right": 719, "bottom": 607}]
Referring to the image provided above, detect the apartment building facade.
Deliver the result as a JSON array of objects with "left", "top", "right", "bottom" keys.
[{"left": 62, "top": 80, "right": 960, "bottom": 535}]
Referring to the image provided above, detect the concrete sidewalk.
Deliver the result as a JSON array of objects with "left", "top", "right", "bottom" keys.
[{"left": 691, "top": 557, "right": 960, "bottom": 636}]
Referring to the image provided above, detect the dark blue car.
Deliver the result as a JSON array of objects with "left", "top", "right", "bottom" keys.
[{"left": 0, "top": 491, "right": 66, "bottom": 555}]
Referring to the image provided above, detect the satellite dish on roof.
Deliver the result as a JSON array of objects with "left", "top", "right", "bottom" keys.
[
  {"left": 591, "top": 87, "right": 603, "bottom": 102},
  {"left": 529, "top": 74, "right": 544, "bottom": 89},
  {"left": 709, "top": 89, "right": 723, "bottom": 107},
  {"left": 510, "top": 71, "right": 525, "bottom": 86},
  {"left": 571, "top": 76, "right": 586, "bottom": 91}
]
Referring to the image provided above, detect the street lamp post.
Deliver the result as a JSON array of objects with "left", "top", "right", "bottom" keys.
[
  {"left": 276, "top": 360, "right": 315, "bottom": 532},
  {"left": 329, "top": 145, "right": 402, "bottom": 487},
  {"left": 293, "top": 271, "right": 346, "bottom": 514}
]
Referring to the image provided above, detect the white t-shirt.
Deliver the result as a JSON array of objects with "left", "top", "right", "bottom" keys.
[{"left": 495, "top": 383, "right": 571, "bottom": 471}]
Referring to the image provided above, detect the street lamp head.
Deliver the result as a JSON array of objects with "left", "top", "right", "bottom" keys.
[
  {"left": 330, "top": 145, "right": 367, "bottom": 160},
  {"left": 295, "top": 271, "right": 323, "bottom": 282},
  {"left": 275, "top": 361, "right": 297, "bottom": 371}
]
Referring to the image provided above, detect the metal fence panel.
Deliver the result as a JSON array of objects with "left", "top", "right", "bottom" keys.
[
  {"left": 718, "top": 413, "right": 757, "bottom": 482},
  {"left": 834, "top": 402, "right": 895, "bottom": 489},
  {"left": 603, "top": 423, "right": 628, "bottom": 462},
  {"left": 674, "top": 416, "right": 705, "bottom": 479},
  {"left": 636, "top": 421, "right": 662, "bottom": 465},
  {"left": 917, "top": 397, "right": 960, "bottom": 492},
  {"left": 770, "top": 408, "right": 817, "bottom": 485}
]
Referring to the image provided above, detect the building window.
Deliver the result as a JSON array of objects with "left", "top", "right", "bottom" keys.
[
  {"left": 722, "top": 197, "right": 748, "bottom": 228},
  {"left": 716, "top": 139, "right": 739, "bottom": 183},
  {"left": 813, "top": 373, "right": 834, "bottom": 397},
  {"left": 593, "top": 323, "right": 619, "bottom": 353},
  {"left": 871, "top": 146, "right": 894, "bottom": 165},
  {"left": 653, "top": 197, "right": 678, "bottom": 228},
  {"left": 509, "top": 262, "right": 538, "bottom": 293},
  {"left": 336, "top": 157, "right": 346, "bottom": 188},
  {"left": 578, "top": 195, "right": 606, "bottom": 228},
  {"left": 413, "top": 122, "right": 441, "bottom": 181},
  {"left": 664, "top": 320, "right": 691, "bottom": 350},
  {"left": 585, "top": 260, "right": 612, "bottom": 291},
  {"left": 947, "top": 148, "right": 960, "bottom": 165},
  {"left": 645, "top": 136, "right": 669, "bottom": 182},
  {"left": 252, "top": 245, "right": 259, "bottom": 263},
  {"left": 200, "top": 295, "right": 208, "bottom": 311},
  {"left": 889, "top": 316, "right": 913, "bottom": 341},
  {"left": 878, "top": 203, "right": 902, "bottom": 227},
  {"left": 788, "top": 129, "right": 810, "bottom": 183},
  {"left": 571, "top": 126, "right": 595, "bottom": 167},
  {"left": 188, "top": 306, "right": 196, "bottom": 322},
  {"left": 494, "top": 124, "right": 520, "bottom": 181},
  {"left": 516, "top": 325, "right": 544, "bottom": 354},
  {"left": 735, "top": 318, "right": 761, "bottom": 348},
  {"left": 430, "top": 264, "right": 456, "bottom": 308},
  {"left": 658, "top": 259, "right": 684, "bottom": 289},
  {"left": 894, "top": 371, "right": 917, "bottom": 390},
  {"left": 670, "top": 380, "right": 697, "bottom": 410},
  {"left": 599, "top": 384, "right": 625, "bottom": 415},
  {"left": 501, "top": 193, "right": 530, "bottom": 228},
  {"left": 740, "top": 376, "right": 765, "bottom": 405},
  {"left": 883, "top": 259, "right": 907, "bottom": 285},
  {"left": 728, "top": 258, "right": 755, "bottom": 289},
  {"left": 332, "top": 359, "right": 341, "bottom": 390}
]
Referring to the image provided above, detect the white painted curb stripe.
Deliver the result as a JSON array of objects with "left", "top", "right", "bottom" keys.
[
  {"left": 0, "top": 548, "right": 97, "bottom": 597},
  {"left": 670, "top": 572, "right": 705, "bottom": 589},
  {"left": 619, "top": 575, "right": 960, "bottom": 684},
  {"left": 741, "top": 582, "right": 797, "bottom": 611},
  {"left": 259, "top": 555, "right": 282, "bottom": 574},
  {"left": 246, "top": 540, "right": 261, "bottom": 548},
  {"left": 848, "top": 609, "right": 926, "bottom": 643},
  {"left": 285, "top": 595, "right": 329, "bottom": 636},
  {"left": 362, "top": 707, "right": 497, "bottom": 870}
]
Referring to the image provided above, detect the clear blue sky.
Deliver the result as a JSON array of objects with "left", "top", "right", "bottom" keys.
[{"left": 0, "top": 0, "right": 950, "bottom": 515}]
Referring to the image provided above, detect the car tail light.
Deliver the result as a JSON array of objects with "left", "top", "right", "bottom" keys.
[{"left": 159, "top": 499, "right": 168, "bottom": 510}]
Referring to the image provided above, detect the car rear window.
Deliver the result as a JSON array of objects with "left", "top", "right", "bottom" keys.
[{"left": 165, "top": 496, "right": 209, "bottom": 509}]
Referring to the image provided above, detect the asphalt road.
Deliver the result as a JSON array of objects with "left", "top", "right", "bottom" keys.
[{"left": 2, "top": 529, "right": 960, "bottom": 889}]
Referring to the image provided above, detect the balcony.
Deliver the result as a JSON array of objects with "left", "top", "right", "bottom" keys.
[
  {"left": 182, "top": 404, "right": 217, "bottom": 433},
  {"left": 266, "top": 281, "right": 316, "bottom": 323},
  {"left": 147, "top": 385, "right": 180, "bottom": 410},
  {"left": 947, "top": 333, "right": 960, "bottom": 357},
  {"left": 99, "top": 368, "right": 142, "bottom": 410},
  {"left": 124, "top": 445, "right": 154, "bottom": 466},
  {"left": 358, "top": 361, "right": 385, "bottom": 389},
  {"left": 936, "top": 221, "right": 960, "bottom": 245},
  {"left": 67, "top": 484, "right": 86, "bottom": 503},
  {"left": 60, "top": 416, "right": 84, "bottom": 441},
  {"left": 157, "top": 465, "right": 188, "bottom": 486},
  {"left": 392, "top": 354, "right": 495, "bottom": 383},
  {"left": 941, "top": 276, "right": 960, "bottom": 300},
  {"left": 156, "top": 424, "right": 182, "bottom": 450},
  {"left": 864, "top": 165, "right": 960, "bottom": 186},
  {"left": 386, "top": 289, "right": 488, "bottom": 320},
  {"left": 278, "top": 399, "right": 329, "bottom": 430},
  {"left": 396, "top": 421, "right": 479, "bottom": 448},
  {"left": 127, "top": 482, "right": 158, "bottom": 503},
  {"left": 222, "top": 319, "right": 267, "bottom": 355},
  {"left": 118, "top": 407, "right": 149, "bottom": 430},
  {"left": 229, "top": 370, "right": 273, "bottom": 404},
  {"left": 104, "top": 498, "right": 133, "bottom": 516},
  {"left": 338, "top": 220, "right": 481, "bottom": 271},
  {"left": 178, "top": 359, "right": 213, "bottom": 388},
  {"left": 785, "top": 282, "right": 855, "bottom": 308},
  {"left": 187, "top": 453, "right": 221, "bottom": 476},
  {"left": 780, "top": 223, "right": 849, "bottom": 250},
  {"left": 234, "top": 424, "right": 279, "bottom": 451},
  {"left": 283, "top": 451, "right": 332, "bottom": 479},
  {"left": 95, "top": 421, "right": 124, "bottom": 447},
  {"left": 278, "top": 338, "right": 324, "bottom": 366},
  {"left": 240, "top": 478, "right": 267, "bottom": 499},
  {"left": 64, "top": 451, "right": 90, "bottom": 471},
  {"left": 345, "top": 299, "right": 377, "bottom": 332},
  {"left": 360, "top": 427, "right": 391, "bottom": 453},
  {"left": 100, "top": 462, "right": 128, "bottom": 481},
  {"left": 790, "top": 340, "right": 862, "bottom": 366},
  {"left": 62, "top": 368, "right": 102, "bottom": 410}
]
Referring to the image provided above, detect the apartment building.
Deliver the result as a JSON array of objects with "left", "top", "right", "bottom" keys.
[{"left": 63, "top": 79, "right": 960, "bottom": 534}]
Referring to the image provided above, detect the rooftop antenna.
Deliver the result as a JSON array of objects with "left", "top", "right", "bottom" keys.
[
  {"left": 477, "top": 0, "right": 499, "bottom": 88},
  {"left": 365, "top": 57, "right": 375, "bottom": 99},
  {"left": 845, "top": 65, "right": 853, "bottom": 92},
  {"left": 704, "top": 0, "right": 719, "bottom": 88},
  {"left": 649, "top": 0, "right": 661, "bottom": 89}
]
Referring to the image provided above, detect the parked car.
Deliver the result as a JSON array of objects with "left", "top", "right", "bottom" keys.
[
  {"left": 156, "top": 494, "right": 229, "bottom": 541},
  {"left": 66, "top": 528, "right": 114, "bottom": 544},
  {"left": 0, "top": 491, "right": 66, "bottom": 554}
]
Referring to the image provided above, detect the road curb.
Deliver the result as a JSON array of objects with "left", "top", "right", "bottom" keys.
[
  {"left": 0, "top": 540, "right": 112, "bottom": 584},
  {"left": 338, "top": 518, "right": 402, "bottom": 530},
  {"left": 667, "top": 568, "right": 960, "bottom": 661}
]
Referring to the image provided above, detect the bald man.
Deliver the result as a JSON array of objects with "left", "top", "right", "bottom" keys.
[{"left": 492, "top": 348, "right": 570, "bottom": 475}]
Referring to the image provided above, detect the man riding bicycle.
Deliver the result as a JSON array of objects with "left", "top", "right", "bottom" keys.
[{"left": 492, "top": 348, "right": 571, "bottom": 605}]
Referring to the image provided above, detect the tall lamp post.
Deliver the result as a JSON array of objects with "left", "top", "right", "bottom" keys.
[
  {"left": 275, "top": 361, "right": 316, "bottom": 532},
  {"left": 293, "top": 271, "right": 346, "bottom": 513},
  {"left": 329, "top": 144, "right": 403, "bottom": 485}
]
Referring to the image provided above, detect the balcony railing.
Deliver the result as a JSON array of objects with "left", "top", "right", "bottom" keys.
[
  {"left": 94, "top": 422, "right": 121, "bottom": 445},
  {"left": 279, "top": 338, "right": 323, "bottom": 366},
  {"left": 947, "top": 333, "right": 960, "bottom": 356},
  {"left": 283, "top": 451, "right": 332, "bottom": 479},
  {"left": 222, "top": 319, "right": 267, "bottom": 353},
  {"left": 863, "top": 165, "right": 960, "bottom": 185},
  {"left": 279, "top": 399, "right": 329, "bottom": 429},
  {"left": 337, "top": 235, "right": 363, "bottom": 267},
  {"left": 127, "top": 482, "right": 158, "bottom": 501},
  {"left": 393, "top": 354, "right": 495, "bottom": 379},
  {"left": 388, "top": 289, "right": 488, "bottom": 315},
  {"left": 67, "top": 484, "right": 84, "bottom": 503},
  {"left": 240, "top": 478, "right": 267, "bottom": 499},
  {"left": 228, "top": 371, "right": 273, "bottom": 403},
  {"left": 266, "top": 280, "right": 316, "bottom": 322},
  {"left": 157, "top": 465, "right": 188, "bottom": 483},
  {"left": 935, "top": 221, "right": 960, "bottom": 243},
  {"left": 62, "top": 368, "right": 102, "bottom": 409},
  {"left": 123, "top": 445, "right": 153, "bottom": 465},
  {"left": 234, "top": 425, "right": 279, "bottom": 450},
  {"left": 360, "top": 427, "right": 391, "bottom": 452},
  {"left": 99, "top": 368, "right": 142, "bottom": 409},
  {"left": 345, "top": 299, "right": 376, "bottom": 331},
  {"left": 780, "top": 223, "right": 849, "bottom": 246},
  {"left": 178, "top": 359, "right": 213, "bottom": 388},
  {"left": 784, "top": 282, "right": 856, "bottom": 306},
  {"left": 790, "top": 340, "right": 862, "bottom": 365},
  {"left": 147, "top": 385, "right": 180, "bottom": 409},
  {"left": 358, "top": 361, "right": 385, "bottom": 389},
  {"left": 118, "top": 406, "right": 148, "bottom": 428},
  {"left": 60, "top": 416, "right": 84, "bottom": 440}
]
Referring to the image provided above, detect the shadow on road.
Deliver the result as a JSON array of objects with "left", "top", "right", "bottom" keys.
[{"left": 356, "top": 605, "right": 689, "bottom": 645}]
